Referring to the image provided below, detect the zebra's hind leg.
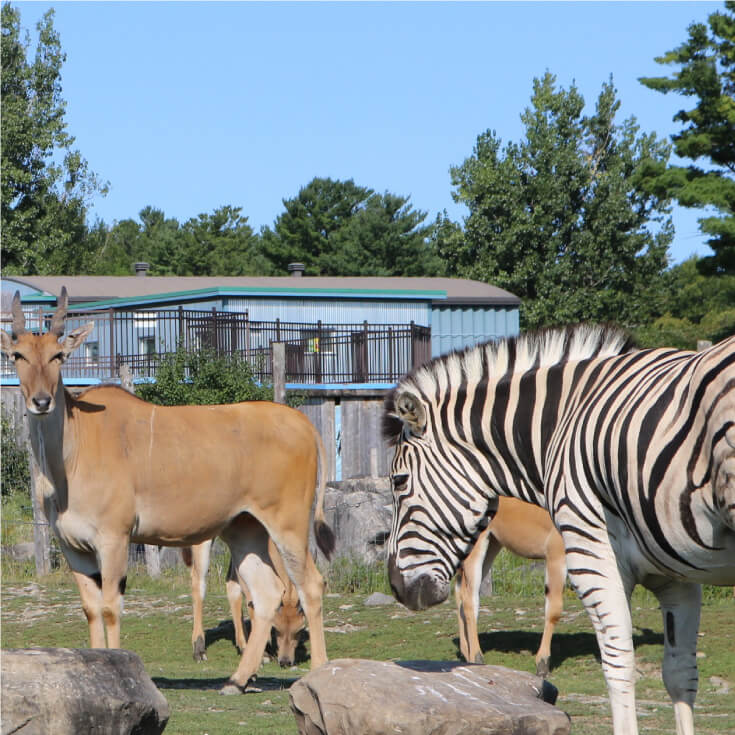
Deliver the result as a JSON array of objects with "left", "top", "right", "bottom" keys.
[{"left": 647, "top": 577, "right": 701, "bottom": 735}]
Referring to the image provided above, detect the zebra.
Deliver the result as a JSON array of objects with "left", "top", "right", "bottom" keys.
[{"left": 383, "top": 324, "right": 735, "bottom": 735}]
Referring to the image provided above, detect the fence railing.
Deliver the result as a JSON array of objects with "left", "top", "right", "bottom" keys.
[{"left": 1, "top": 307, "right": 431, "bottom": 385}]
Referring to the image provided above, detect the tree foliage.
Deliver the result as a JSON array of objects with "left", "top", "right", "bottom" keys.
[
  {"left": 87, "top": 205, "right": 265, "bottom": 276},
  {"left": 439, "top": 73, "right": 672, "bottom": 330},
  {"left": 639, "top": 1, "right": 735, "bottom": 274},
  {"left": 1, "top": 3, "right": 107, "bottom": 274},
  {"left": 261, "top": 177, "right": 444, "bottom": 276},
  {"left": 634, "top": 256, "right": 735, "bottom": 348}
]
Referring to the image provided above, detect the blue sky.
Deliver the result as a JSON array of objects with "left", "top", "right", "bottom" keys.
[{"left": 15, "top": 1, "right": 721, "bottom": 266}]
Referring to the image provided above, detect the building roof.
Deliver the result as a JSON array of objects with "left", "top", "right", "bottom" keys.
[{"left": 2, "top": 275, "right": 520, "bottom": 309}]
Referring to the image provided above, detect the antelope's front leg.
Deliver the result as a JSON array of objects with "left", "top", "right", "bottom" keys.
[
  {"left": 648, "top": 578, "right": 701, "bottom": 735},
  {"left": 98, "top": 537, "right": 130, "bottom": 648},
  {"left": 64, "top": 545, "right": 105, "bottom": 648},
  {"left": 189, "top": 540, "right": 212, "bottom": 661},
  {"left": 220, "top": 525, "right": 284, "bottom": 694}
]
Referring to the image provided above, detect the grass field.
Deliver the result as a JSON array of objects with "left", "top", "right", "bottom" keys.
[{"left": 2, "top": 550, "right": 733, "bottom": 735}]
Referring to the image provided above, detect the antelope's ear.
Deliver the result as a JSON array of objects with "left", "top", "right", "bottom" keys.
[
  {"left": 1, "top": 330, "right": 15, "bottom": 357},
  {"left": 61, "top": 321, "right": 94, "bottom": 357},
  {"left": 395, "top": 391, "right": 427, "bottom": 437}
]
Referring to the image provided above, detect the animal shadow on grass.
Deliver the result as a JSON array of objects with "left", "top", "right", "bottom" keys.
[
  {"left": 461, "top": 627, "right": 663, "bottom": 673},
  {"left": 202, "top": 617, "right": 310, "bottom": 663},
  {"left": 152, "top": 675, "right": 298, "bottom": 692}
]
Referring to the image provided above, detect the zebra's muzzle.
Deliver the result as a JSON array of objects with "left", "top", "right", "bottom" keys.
[{"left": 387, "top": 554, "right": 449, "bottom": 610}]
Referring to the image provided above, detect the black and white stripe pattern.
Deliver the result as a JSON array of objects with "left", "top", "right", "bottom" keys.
[{"left": 384, "top": 325, "right": 735, "bottom": 735}]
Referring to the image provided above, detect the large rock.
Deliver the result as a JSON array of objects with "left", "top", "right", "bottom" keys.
[
  {"left": 1, "top": 648, "right": 169, "bottom": 735},
  {"left": 289, "top": 658, "right": 570, "bottom": 735},
  {"left": 320, "top": 478, "right": 393, "bottom": 564}
]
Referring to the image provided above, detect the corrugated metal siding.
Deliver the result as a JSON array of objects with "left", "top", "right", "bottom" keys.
[
  {"left": 430, "top": 305, "right": 520, "bottom": 356},
  {"left": 223, "top": 297, "right": 430, "bottom": 326}
]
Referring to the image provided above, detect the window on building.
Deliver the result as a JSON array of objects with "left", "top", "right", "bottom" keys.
[
  {"left": 139, "top": 336, "right": 156, "bottom": 357},
  {"left": 84, "top": 341, "right": 99, "bottom": 365}
]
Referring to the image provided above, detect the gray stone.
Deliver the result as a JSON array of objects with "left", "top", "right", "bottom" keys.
[
  {"left": 1, "top": 648, "right": 169, "bottom": 735},
  {"left": 289, "top": 658, "right": 570, "bottom": 735},
  {"left": 363, "top": 592, "right": 397, "bottom": 606},
  {"left": 320, "top": 478, "right": 392, "bottom": 564},
  {"left": 3, "top": 542, "right": 35, "bottom": 561}
]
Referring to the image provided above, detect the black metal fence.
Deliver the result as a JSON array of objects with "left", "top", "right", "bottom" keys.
[{"left": 1, "top": 307, "right": 431, "bottom": 385}]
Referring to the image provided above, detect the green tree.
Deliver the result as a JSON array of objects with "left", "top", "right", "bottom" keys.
[
  {"left": 262, "top": 177, "right": 442, "bottom": 276},
  {"left": 639, "top": 1, "right": 735, "bottom": 275},
  {"left": 176, "top": 206, "right": 266, "bottom": 276},
  {"left": 88, "top": 205, "right": 265, "bottom": 276},
  {"left": 634, "top": 256, "right": 735, "bottom": 348},
  {"left": 1, "top": 3, "right": 107, "bottom": 274},
  {"left": 440, "top": 73, "right": 672, "bottom": 329}
]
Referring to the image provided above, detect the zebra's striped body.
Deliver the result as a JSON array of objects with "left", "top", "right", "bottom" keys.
[{"left": 383, "top": 325, "right": 735, "bottom": 735}]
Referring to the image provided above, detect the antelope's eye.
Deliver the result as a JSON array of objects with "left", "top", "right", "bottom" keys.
[
  {"left": 50, "top": 352, "right": 64, "bottom": 363},
  {"left": 11, "top": 352, "right": 26, "bottom": 362}
]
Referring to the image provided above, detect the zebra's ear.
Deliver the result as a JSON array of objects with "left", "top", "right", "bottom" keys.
[{"left": 395, "top": 391, "right": 426, "bottom": 437}]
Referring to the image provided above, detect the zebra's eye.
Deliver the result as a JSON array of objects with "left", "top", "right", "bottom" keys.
[{"left": 393, "top": 474, "right": 409, "bottom": 490}]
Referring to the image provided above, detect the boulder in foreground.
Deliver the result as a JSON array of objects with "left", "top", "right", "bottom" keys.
[
  {"left": 289, "top": 658, "right": 570, "bottom": 735},
  {"left": 1, "top": 647, "right": 169, "bottom": 735}
]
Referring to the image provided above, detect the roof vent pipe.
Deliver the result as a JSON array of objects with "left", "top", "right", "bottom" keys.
[
  {"left": 134, "top": 262, "right": 150, "bottom": 277},
  {"left": 288, "top": 262, "right": 305, "bottom": 277}
]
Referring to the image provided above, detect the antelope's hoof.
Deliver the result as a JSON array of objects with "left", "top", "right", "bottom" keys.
[
  {"left": 220, "top": 677, "right": 259, "bottom": 695},
  {"left": 536, "top": 658, "right": 550, "bottom": 678},
  {"left": 473, "top": 652, "right": 484, "bottom": 665},
  {"left": 193, "top": 636, "right": 207, "bottom": 662}
]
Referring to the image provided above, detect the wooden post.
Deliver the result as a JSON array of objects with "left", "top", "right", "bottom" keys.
[
  {"left": 29, "top": 456, "right": 51, "bottom": 576},
  {"left": 272, "top": 342, "right": 286, "bottom": 404}
]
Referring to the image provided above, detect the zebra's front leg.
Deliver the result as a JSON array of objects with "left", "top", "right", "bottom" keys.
[
  {"left": 648, "top": 577, "right": 701, "bottom": 735},
  {"left": 562, "top": 527, "right": 638, "bottom": 735}
]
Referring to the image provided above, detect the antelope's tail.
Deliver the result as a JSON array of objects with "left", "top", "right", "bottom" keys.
[{"left": 312, "top": 428, "right": 336, "bottom": 560}]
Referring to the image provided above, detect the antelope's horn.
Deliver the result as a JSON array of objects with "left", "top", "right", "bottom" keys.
[
  {"left": 11, "top": 291, "right": 26, "bottom": 338},
  {"left": 49, "top": 287, "right": 68, "bottom": 337}
]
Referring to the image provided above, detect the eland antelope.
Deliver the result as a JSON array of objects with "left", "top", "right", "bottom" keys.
[
  {"left": 456, "top": 496, "right": 566, "bottom": 677},
  {"left": 183, "top": 524, "right": 306, "bottom": 668},
  {"left": 2, "top": 289, "right": 335, "bottom": 694}
]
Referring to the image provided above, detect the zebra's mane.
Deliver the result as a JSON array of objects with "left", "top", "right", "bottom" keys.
[{"left": 383, "top": 323, "right": 634, "bottom": 444}]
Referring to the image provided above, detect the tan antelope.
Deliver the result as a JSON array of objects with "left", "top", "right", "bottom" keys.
[
  {"left": 455, "top": 496, "right": 566, "bottom": 677},
  {"left": 183, "top": 523, "right": 306, "bottom": 668},
  {"left": 1, "top": 289, "right": 334, "bottom": 694}
]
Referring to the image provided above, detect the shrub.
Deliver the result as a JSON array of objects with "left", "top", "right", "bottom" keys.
[
  {"left": 136, "top": 346, "right": 273, "bottom": 406},
  {"left": 1, "top": 408, "right": 30, "bottom": 498}
]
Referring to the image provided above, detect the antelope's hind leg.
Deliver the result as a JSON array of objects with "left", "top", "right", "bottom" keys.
[
  {"left": 226, "top": 558, "right": 248, "bottom": 654},
  {"left": 535, "top": 531, "right": 566, "bottom": 678}
]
